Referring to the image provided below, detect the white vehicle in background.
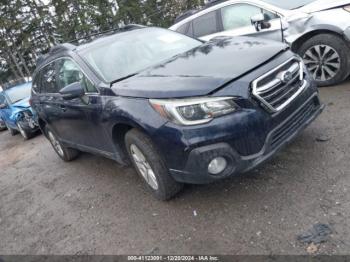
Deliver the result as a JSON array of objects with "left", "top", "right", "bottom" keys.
[{"left": 170, "top": 0, "right": 350, "bottom": 86}]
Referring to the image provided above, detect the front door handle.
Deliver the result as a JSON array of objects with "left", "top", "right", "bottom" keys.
[{"left": 60, "top": 105, "right": 67, "bottom": 112}]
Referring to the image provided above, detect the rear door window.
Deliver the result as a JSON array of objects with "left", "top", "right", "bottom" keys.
[
  {"left": 192, "top": 11, "right": 218, "bottom": 38},
  {"left": 41, "top": 62, "right": 59, "bottom": 94}
]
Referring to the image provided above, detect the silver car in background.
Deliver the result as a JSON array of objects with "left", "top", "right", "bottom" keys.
[{"left": 170, "top": 0, "right": 350, "bottom": 86}]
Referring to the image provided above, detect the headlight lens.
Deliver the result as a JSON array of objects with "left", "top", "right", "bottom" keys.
[
  {"left": 150, "top": 97, "right": 237, "bottom": 126},
  {"left": 344, "top": 5, "right": 350, "bottom": 12}
]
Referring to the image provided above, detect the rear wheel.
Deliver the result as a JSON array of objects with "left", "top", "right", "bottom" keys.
[
  {"left": 46, "top": 127, "right": 79, "bottom": 161},
  {"left": 125, "top": 129, "right": 183, "bottom": 201},
  {"left": 298, "top": 34, "right": 350, "bottom": 86}
]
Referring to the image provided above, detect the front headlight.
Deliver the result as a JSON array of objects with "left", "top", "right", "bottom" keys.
[
  {"left": 150, "top": 97, "right": 238, "bottom": 126},
  {"left": 344, "top": 5, "right": 350, "bottom": 12}
]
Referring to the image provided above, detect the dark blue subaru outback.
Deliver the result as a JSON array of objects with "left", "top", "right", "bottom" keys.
[{"left": 31, "top": 25, "right": 324, "bottom": 200}]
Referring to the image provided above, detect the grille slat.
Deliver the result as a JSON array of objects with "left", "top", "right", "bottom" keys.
[
  {"left": 270, "top": 100, "right": 317, "bottom": 148},
  {"left": 252, "top": 57, "right": 306, "bottom": 113},
  {"left": 269, "top": 84, "right": 300, "bottom": 106}
]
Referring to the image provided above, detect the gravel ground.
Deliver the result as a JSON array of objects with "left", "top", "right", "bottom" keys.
[{"left": 0, "top": 82, "right": 349, "bottom": 255}]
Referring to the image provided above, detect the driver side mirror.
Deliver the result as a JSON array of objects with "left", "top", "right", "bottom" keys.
[
  {"left": 251, "top": 13, "right": 271, "bottom": 31},
  {"left": 59, "top": 82, "right": 85, "bottom": 100},
  {"left": 0, "top": 103, "right": 7, "bottom": 109}
]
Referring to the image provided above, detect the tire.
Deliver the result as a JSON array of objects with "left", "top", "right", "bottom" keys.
[
  {"left": 17, "top": 122, "right": 32, "bottom": 140},
  {"left": 6, "top": 123, "right": 18, "bottom": 136},
  {"left": 125, "top": 129, "right": 183, "bottom": 201},
  {"left": 45, "top": 127, "right": 79, "bottom": 162},
  {"left": 297, "top": 34, "right": 350, "bottom": 87}
]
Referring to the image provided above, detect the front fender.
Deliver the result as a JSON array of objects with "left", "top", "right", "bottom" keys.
[{"left": 284, "top": 8, "right": 350, "bottom": 46}]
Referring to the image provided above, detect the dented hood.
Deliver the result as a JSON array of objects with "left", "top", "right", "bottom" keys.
[
  {"left": 111, "top": 37, "right": 288, "bottom": 99},
  {"left": 299, "top": 0, "right": 350, "bottom": 13}
]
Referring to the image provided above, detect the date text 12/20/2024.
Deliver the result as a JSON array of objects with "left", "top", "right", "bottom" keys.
[{"left": 127, "top": 256, "right": 219, "bottom": 261}]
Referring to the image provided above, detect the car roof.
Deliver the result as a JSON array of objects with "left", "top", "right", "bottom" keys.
[{"left": 35, "top": 25, "right": 146, "bottom": 70}]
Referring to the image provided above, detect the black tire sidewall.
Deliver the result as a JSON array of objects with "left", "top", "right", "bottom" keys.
[
  {"left": 125, "top": 129, "right": 183, "bottom": 201},
  {"left": 298, "top": 34, "right": 350, "bottom": 86},
  {"left": 45, "top": 127, "right": 79, "bottom": 162},
  {"left": 17, "top": 122, "right": 30, "bottom": 140}
]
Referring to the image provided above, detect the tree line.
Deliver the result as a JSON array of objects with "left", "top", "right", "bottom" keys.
[{"left": 0, "top": 0, "right": 205, "bottom": 85}]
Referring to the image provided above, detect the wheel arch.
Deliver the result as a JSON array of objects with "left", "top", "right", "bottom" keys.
[
  {"left": 111, "top": 120, "right": 152, "bottom": 165},
  {"left": 291, "top": 28, "right": 347, "bottom": 53},
  {"left": 37, "top": 118, "right": 48, "bottom": 136}
]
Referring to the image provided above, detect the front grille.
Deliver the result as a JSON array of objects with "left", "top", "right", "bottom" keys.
[
  {"left": 252, "top": 57, "right": 306, "bottom": 113},
  {"left": 269, "top": 97, "right": 319, "bottom": 149}
]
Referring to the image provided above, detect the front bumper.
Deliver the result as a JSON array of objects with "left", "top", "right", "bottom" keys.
[
  {"left": 16, "top": 109, "right": 39, "bottom": 133},
  {"left": 169, "top": 93, "right": 324, "bottom": 184}
]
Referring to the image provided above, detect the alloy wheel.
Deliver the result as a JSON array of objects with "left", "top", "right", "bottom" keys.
[
  {"left": 303, "top": 44, "right": 341, "bottom": 82},
  {"left": 130, "top": 144, "right": 159, "bottom": 190},
  {"left": 48, "top": 131, "right": 64, "bottom": 157}
]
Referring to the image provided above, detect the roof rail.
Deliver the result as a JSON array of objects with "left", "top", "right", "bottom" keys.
[
  {"left": 35, "top": 25, "right": 146, "bottom": 68},
  {"left": 49, "top": 43, "right": 76, "bottom": 54},
  {"left": 68, "top": 24, "right": 146, "bottom": 45},
  {"left": 204, "top": 0, "right": 227, "bottom": 8}
]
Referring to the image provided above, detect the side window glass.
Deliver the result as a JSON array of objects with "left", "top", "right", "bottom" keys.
[
  {"left": 56, "top": 59, "right": 97, "bottom": 93},
  {"left": 193, "top": 11, "right": 218, "bottom": 38},
  {"left": 32, "top": 74, "right": 41, "bottom": 93},
  {"left": 176, "top": 23, "right": 189, "bottom": 35},
  {"left": 263, "top": 10, "right": 279, "bottom": 20},
  {"left": 41, "top": 62, "right": 58, "bottom": 94},
  {"left": 221, "top": 4, "right": 278, "bottom": 31}
]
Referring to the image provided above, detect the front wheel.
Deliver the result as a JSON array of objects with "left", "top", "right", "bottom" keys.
[
  {"left": 125, "top": 129, "right": 183, "bottom": 201},
  {"left": 298, "top": 34, "right": 350, "bottom": 87},
  {"left": 17, "top": 122, "right": 31, "bottom": 140},
  {"left": 46, "top": 127, "right": 79, "bottom": 161}
]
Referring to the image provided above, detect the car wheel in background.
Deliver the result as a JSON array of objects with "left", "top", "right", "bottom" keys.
[
  {"left": 298, "top": 34, "right": 350, "bottom": 87},
  {"left": 46, "top": 127, "right": 79, "bottom": 161},
  {"left": 5, "top": 123, "right": 18, "bottom": 136},
  {"left": 0, "top": 122, "right": 6, "bottom": 131},
  {"left": 17, "top": 122, "right": 31, "bottom": 140},
  {"left": 125, "top": 129, "right": 183, "bottom": 201}
]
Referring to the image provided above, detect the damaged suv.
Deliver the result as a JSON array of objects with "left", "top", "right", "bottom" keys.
[{"left": 31, "top": 26, "right": 324, "bottom": 200}]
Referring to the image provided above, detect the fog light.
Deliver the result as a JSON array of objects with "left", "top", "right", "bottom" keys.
[{"left": 208, "top": 157, "right": 227, "bottom": 175}]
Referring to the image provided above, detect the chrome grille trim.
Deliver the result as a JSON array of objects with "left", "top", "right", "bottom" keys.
[{"left": 252, "top": 57, "right": 307, "bottom": 113}]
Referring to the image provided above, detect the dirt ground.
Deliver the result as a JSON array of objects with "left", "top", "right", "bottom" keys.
[{"left": 0, "top": 82, "right": 350, "bottom": 255}]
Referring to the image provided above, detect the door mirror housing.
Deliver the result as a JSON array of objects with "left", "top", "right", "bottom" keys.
[
  {"left": 59, "top": 82, "right": 85, "bottom": 100},
  {"left": 251, "top": 13, "right": 271, "bottom": 31},
  {"left": 251, "top": 13, "right": 265, "bottom": 24},
  {"left": 0, "top": 103, "right": 7, "bottom": 109}
]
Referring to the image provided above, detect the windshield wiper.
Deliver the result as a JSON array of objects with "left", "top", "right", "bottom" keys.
[
  {"left": 12, "top": 99, "right": 25, "bottom": 104},
  {"left": 110, "top": 73, "right": 138, "bottom": 86}
]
